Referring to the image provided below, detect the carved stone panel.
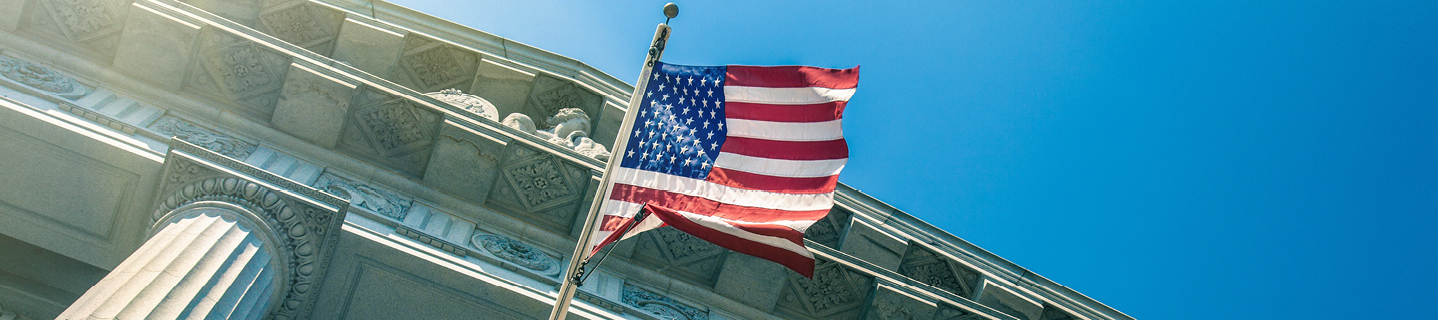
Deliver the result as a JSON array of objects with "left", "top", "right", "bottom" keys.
[
  {"left": 186, "top": 29, "right": 291, "bottom": 117},
  {"left": 633, "top": 226, "right": 729, "bottom": 287},
  {"left": 935, "top": 307, "right": 985, "bottom": 320},
  {"left": 805, "top": 206, "right": 852, "bottom": 249},
  {"left": 256, "top": 2, "right": 343, "bottom": 56},
  {"left": 521, "top": 74, "right": 602, "bottom": 132},
  {"left": 0, "top": 55, "right": 86, "bottom": 98},
  {"left": 898, "top": 245, "right": 981, "bottom": 299},
  {"left": 393, "top": 34, "right": 479, "bottom": 93},
  {"left": 423, "top": 119, "right": 508, "bottom": 204},
  {"left": 484, "top": 144, "right": 590, "bottom": 233},
  {"left": 37, "top": 0, "right": 126, "bottom": 43},
  {"left": 272, "top": 62, "right": 358, "bottom": 148},
  {"left": 866, "top": 285, "right": 939, "bottom": 320},
  {"left": 313, "top": 172, "right": 414, "bottom": 221},
  {"left": 336, "top": 87, "right": 441, "bottom": 177},
  {"left": 775, "top": 259, "right": 873, "bottom": 320},
  {"left": 840, "top": 218, "right": 908, "bottom": 271},
  {"left": 112, "top": 3, "right": 200, "bottom": 91},
  {"left": 1039, "top": 307, "right": 1076, "bottom": 320},
  {"left": 148, "top": 116, "right": 257, "bottom": 160},
  {"left": 331, "top": 18, "right": 405, "bottom": 78},
  {"left": 621, "top": 284, "right": 709, "bottom": 320}
]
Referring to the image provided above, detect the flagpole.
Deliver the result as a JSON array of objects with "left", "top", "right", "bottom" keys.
[{"left": 547, "top": 4, "right": 676, "bottom": 320}]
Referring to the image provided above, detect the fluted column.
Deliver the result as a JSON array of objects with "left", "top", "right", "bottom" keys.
[{"left": 59, "top": 204, "right": 283, "bottom": 320}]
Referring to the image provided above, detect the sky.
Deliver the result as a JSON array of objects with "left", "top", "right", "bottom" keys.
[{"left": 389, "top": 1, "right": 1437, "bottom": 319}]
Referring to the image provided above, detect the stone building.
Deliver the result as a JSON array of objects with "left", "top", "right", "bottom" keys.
[{"left": 0, "top": 0, "right": 1133, "bottom": 319}]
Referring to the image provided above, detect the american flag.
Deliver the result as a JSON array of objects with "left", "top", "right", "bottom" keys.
[{"left": 587, "top": 62, "right": 858, "bottom": 277}]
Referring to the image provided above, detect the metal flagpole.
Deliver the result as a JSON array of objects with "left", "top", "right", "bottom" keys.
[{"left": 546, "top": 4, "right": 676, "bottom": 320}]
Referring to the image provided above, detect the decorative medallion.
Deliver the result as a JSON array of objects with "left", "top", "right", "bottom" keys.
[
  {"left": 780, "top": 260, "right": 869, "bottom": 318},
  {"left": 42, "top": 0, "right": 122, "bottom": 42},
  {"left": 470, "top": 234, "right": 561, "bottom": 276},
  {"left": 804, "top": 207, "right": 851, "bottom": 248},
  {"left": 621, "top": 285, "right": 709, "bottom": 320},
  {"left": 501, "top": 156, "right": 579, "bottom": 211},
  {"left": 258, "top": 3, "right": 337, "bottom": 48}
]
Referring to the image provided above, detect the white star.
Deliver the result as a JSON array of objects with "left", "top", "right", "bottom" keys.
[
  {"left": 634, "top": 129, "right": 640, "bottom": 136},
  {"left": 710, "top": 142, "right": 718, "bottom": 150},
  {"left": 718, "top": 123, "right": 725, "bottom": 130},
  {"left": 662, "top": 94, "right": 670, "bottom": 100},
  {"left": 708, "top": 89, "right": 714, "bottom": 97},
  {"left": 641, "top": 152, "right": 649, "bottom": 160},
  {"left": 687, "top": 77, "right": 694, "bottom": 85},
  {"left": 690, "top": 128, "right": 698, "bottom": 135},
  {"left": 659, "top": 84, "right": 666, "bottom": 92},
  {"left": 669, "top": 114, "right": 677, "bottom": 121},
  {"left": 647, "top": 91, "right": 653, "bottom": 97},
  {"left": 662, "top": 133, "right": 668, "bottom": 140},
  {"left": 703, "top": 120, "right": 710, "bottom": 128},
  {"left": 627, "top": 150, "right": 635, "bottom": 158},
  {"left": 653, "top": 73, "right": 659, "bottom": 80},
  {"left": 717, "top": 101, "right": 723, "bottom": 108},
  {"left": 710, "top": 111, "right": 716, "bottom": 118},
  {"left": 683, "top": 158, "right": 693, "bottom": 166},
  {"left": 679, "top": 97, "right": 686, "bottom": 104},
  {"left": 702, "top": 161, "right": 711, "bottom": 168},
  {"left": 648, "top": 131, "right": 656, "bottom": 138},
  {"left": 682, "top": 106, "right": 690, "bottom": 114},
  {"left": 684, "top": 88, "right": 689, "bottom": 96},
  {"left": 701, "top": 78, "right": 708, "bottom": 86},
  {"left": 668, "top": 155, "right": 676, "bottom": 163},
  {"left": 707, "top": 132, "right": 715, "bottom": 139},
  {"left": 702, "top": 100, "right": 709, "bottom": 108},
  {"left": 681, "top": 146, "right": 690, "bottom": 154}
]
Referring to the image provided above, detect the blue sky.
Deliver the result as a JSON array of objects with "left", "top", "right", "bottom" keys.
[{"left": 392, "top": 1, "right": 1437, "bottom": 318}]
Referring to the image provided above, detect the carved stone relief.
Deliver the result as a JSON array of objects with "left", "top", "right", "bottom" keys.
[
  {"left": 0, "top": 55, "right": 86, "bottom": 98},
  {"left": 336, "top": 88, "right": 440, "bottom": 177},
  {"left": 394, "top": 34, "right": 478, "bottom": 92},
  {"left": 898, "top": 245, "right": 981, "bottom": 298},
  {"left": 39, "top": 0, "right": 123, "bottom": 42},
  {"left": 485, "top": 144, "right": 590, "bottom": 233},
  {"left": 149, "top": 116, "right": 257, "bottom": 160},
  {"left": 633, "top": 226, "right": 729, "bottom": 287},
  {"left": 470, "top": 233, "right": 561, "bottom": 277},
  {"left": 187, "top": 30, "right": 290, "bottom": 116},
  {"left": 775, "top": 259, "right": 873, "bottom": 320},
  {"left": 501, "top": 108, "right": 610, "bottom": 160},
  {"left": 426, "top": 88, "right": 498, "bottom": 121},
  {"left": 936, "top": 307, "right": 985, "bottom": 320},
  {"left": 312, "top": 172, "right": 413, "bottom": 221},
  {"left": 256, "top": 2, "right": 343, "bottom": 55},
  {"left": 804, "top": 206, "right": 851, "bottom": 249},
  {"left": 522, "top": 75, "right": 602, "bottom": 132},
  {"left": 621, "top": 284, "right": 709, "bottom": 320}
]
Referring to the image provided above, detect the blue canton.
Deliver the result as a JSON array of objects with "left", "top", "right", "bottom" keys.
[{"left": 619, "top": 62, "right": 728, "bottom": 179}]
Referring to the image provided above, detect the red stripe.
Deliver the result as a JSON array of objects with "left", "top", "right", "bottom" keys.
[
  {"left": 726, "top": 101, "right": 847, "bottom": 122},
  {"left": 643, "top": 203, "right": 817, "bottom": 278},
  {"left": 705, "top": 167, "right": 839, "bottom": 194},
  {"left": 589, "top": 215, "right": 649, "bottom": 256},
  {"left": 609, "top": 184, "right": 832, "bottom": 222},
  {"left": 719, "top": 137, "right": 849, "bottom": 161},
  {"left": 726, "top": 65, "right": 860, "bottom": 89}
]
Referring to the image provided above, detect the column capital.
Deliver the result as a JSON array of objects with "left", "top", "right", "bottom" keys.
[{"left": 147, "top": 138, "right": 350, "bottom": 319}]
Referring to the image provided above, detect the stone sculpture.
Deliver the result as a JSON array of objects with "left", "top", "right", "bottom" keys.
[
  {"left": 502, "top": 108, "right": 611, "bottom": 161},
  {"left": 425, "top": 88, "right": 498, "bottom": 121}
]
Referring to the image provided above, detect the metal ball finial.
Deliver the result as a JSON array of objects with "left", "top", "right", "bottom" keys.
[{"left": 664, "top": 3, "right": 679, "bottom": 20}]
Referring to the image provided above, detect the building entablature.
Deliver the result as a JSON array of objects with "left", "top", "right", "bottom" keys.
[{"left": 0, "top": 0, "right": 1132, "bottom": 319}]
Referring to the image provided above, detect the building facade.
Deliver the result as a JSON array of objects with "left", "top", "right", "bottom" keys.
[{"left": 0, "top": 0, "right": 1133, "bottom": 319}]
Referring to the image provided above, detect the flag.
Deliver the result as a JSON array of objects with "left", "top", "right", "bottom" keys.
[{"left": 587, "top": 62, "right": 858, "bottom": 277}]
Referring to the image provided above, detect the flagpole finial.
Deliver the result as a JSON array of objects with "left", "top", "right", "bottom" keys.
[{"left": 664, "top": 3, "right": 679, "bottom": 20}]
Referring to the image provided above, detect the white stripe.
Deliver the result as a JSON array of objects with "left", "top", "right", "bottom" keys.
[
  {"left": 727, "top": 119, "right": 844, "bottom": 142},
  {"left": 603, "top": 199, "right": 821, "bottom": 233},
  {"left": 609, "top": 168, "right": 835, "bottom": 211},
  {"left": 713, "top": 153, "right": 847, "bottom": 178},
  {"left": 677, "top": 210, "right": 814, "bottom": 258},
  {"left": 725, "top": 86, "right": 856, "bottom": 105}
]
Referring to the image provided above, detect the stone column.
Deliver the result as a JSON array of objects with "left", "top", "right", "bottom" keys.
[{"left": 58, "top": 203, "right": 285, "bottom": 320}]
